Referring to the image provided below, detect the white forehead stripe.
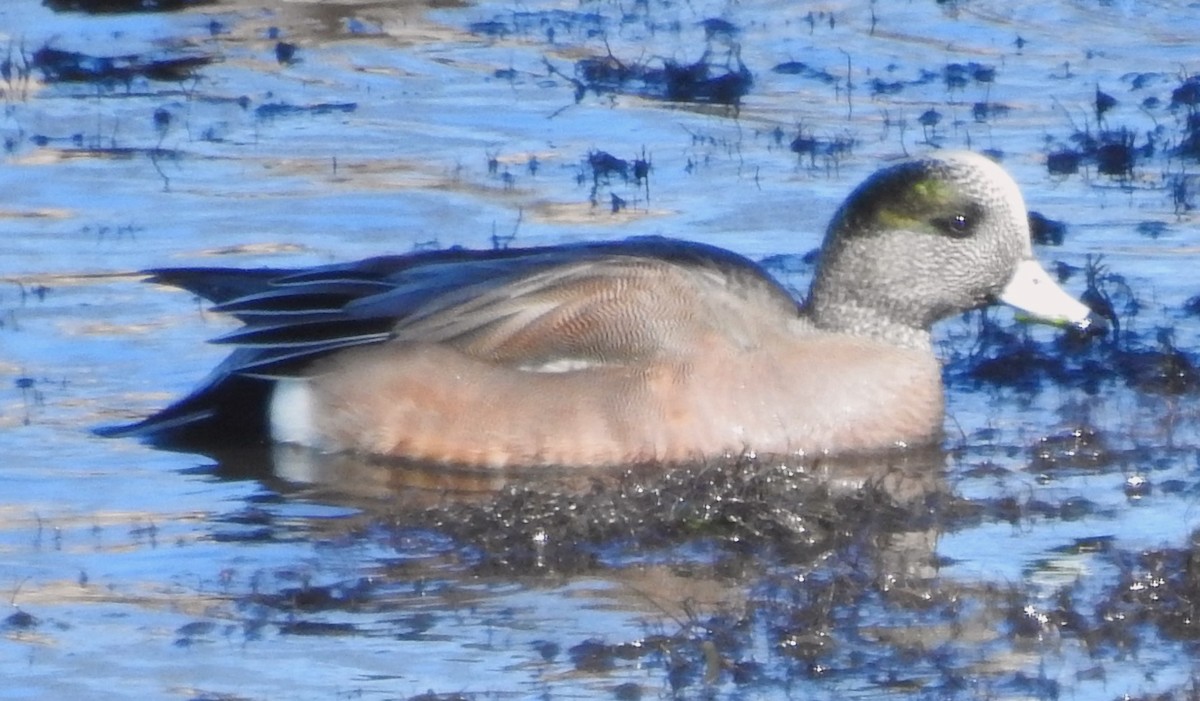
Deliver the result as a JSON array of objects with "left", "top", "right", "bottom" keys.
[{"left": 938, "top": 151, "right": 1033, "bottom": 255}]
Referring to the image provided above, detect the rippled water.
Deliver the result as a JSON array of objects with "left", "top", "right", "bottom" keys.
[{"left": 4, "top": 0, "right": 1200, "bottom": 698}]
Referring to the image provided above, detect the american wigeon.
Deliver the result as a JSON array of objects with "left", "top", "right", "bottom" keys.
[{"left": 103, "top": 151, "right": 1093, "bottom": 467}]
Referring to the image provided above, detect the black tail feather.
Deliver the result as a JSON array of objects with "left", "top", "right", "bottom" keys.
[{"left": 96, "top": 374, "right": 273, "bottom": 449}]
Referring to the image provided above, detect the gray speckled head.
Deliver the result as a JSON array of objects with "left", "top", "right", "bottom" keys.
[{"left": 806, "top": 151, "right": 1086, "bottom": 349}]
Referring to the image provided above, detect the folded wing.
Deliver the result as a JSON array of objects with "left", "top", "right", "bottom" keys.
[{"left": 99, "top": 237, "right": 798, "bottom": 446}]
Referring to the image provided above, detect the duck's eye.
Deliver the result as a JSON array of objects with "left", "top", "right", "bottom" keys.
[{"left": 937, "top": 213, "right": 974, "bottom": 238}]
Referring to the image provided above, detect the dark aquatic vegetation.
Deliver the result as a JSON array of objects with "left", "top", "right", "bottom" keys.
[
  {"left": 1095, "top": 85, "right": 1118, "bottom": 123},
  {"left": 1103, "top": 535, "right": 1200, "bottom": 644},
  {"left": 772, "top": 60, "right": 840, "bottom": 85},
  {"left": 4, "top": 609, "right": 37, "bottom": 629},
  {"left": 1170, "top": 172, "right": 1200, "bottom": 213},
  {"left": 1028, "top": 211, "right": 1067, "bottom": 246},
  {"left": 467, "top": 20, "right": 511, "bottom": 38},
  {"left": 941, "top": 61, "right": 996, "bottom": 91},
  {"left": 1094, "top": 128, "right": 1137, "bottom": 178},
  {"left": 585, "top": 149, "right": 652, "bottom": 186},
  {"left": 403, "top": 458, "right": 893, "bottom": 574},
  {"left": 918, "top": 108, "right": 942, "bottom": 143},
  {"left": 1046, "top": 149, "right": 1082, "bottom": 175},
  {"left": 971, "top": 101, "right": 1010, "bottom": 122},
  {"left": 468, "top": 9, "right": 607, "bottom": 42},
  {"left": 254, "top": 102, "right": 358, "bottom": 120},
  {"left": 1176, "top": 113, "right": 1200, "bottom": 160},
  {"left": 1115, "top": 331, "right": 1200, "bottom": 396},
  {"left": 27, "top": 141, "right": 182, "bottom": 162},
  {"left": 274, "top": 41, "right": 299, "bottom": 65},
  {"left": 961, "top": 326, "right": 1067, "bottom": 391},
  {"left": 1050, "top": 126, "right": 1146, "bottom": 179},
  {"left": 788, "top": 128, "right": 855, "bottom": 167},
  {"left": 581, "top": 149, "right": 651, "bottom": 207},
  {"left": 564, "top": 50, "right": 753, "bottom": 105},
  {"left": 1124, "top": 71, "right": 1165, "bottom": 91},
  {"left": 1041, "top": 72, "right": 1200, "bottom": 187},
  {"left": 586, "top": 150, "right": 632, "bottom": 182},
  {"left": 950, "top": 285, "right": 1111, "bottom": 393},
  {"left": 699, "top": 17, "right": 738, "bottom": 40},
  {"left": 43, "top": 0, "right": 215, "bottom": 12},
  {"left": 1135, "top": 220, "right": 1168, "bottom": 239},
  {"left": 869, "top": 77, "right": 905, "bottom": 96},
  {"left": 152, "top": 107, "right": 171, "bottom": 133},
  {"left": 1079, "top": 256, "right": 1134, "bottom": 339},
  {"left": 1181, "top": 293, "right": 1200, "bottom": 318},
  {"left": 1170, "top": 75, "right": 1200, "bottom": 110},
  {"left": 31, "top": 45, "right": 213, "bottom": 84},
  {"left": 1029, "top": 427, "right": 1112, "bottom": 473}
]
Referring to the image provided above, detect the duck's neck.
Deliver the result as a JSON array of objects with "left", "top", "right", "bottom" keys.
[{"left": 803, "top": 293, "right": 934, "bottom": 353}]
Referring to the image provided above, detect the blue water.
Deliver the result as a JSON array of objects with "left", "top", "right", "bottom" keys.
[{"left": 4, "top": 0, "right": 1200, "bottom": 698}]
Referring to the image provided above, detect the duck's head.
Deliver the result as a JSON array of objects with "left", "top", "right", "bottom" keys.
[{"left": 808, "top": 151, "right": 1093, "bottom": 348}]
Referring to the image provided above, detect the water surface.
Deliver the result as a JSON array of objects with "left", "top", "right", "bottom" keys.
[{"left": 4, "top": 0, "right": 1200, "bottom": 698}]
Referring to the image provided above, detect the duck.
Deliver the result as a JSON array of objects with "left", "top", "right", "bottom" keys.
[{"left": 101, "top": 151, "right": 1094, "bottom": 467}]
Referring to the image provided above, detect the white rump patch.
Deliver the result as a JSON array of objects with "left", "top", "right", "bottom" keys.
[{"left": 269, "top": 378, "right": 318, "bottom": 447}]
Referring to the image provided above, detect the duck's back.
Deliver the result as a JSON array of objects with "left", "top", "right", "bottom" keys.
[{"left": 103, "top": 237, "right": 813, "bottom": 460}]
